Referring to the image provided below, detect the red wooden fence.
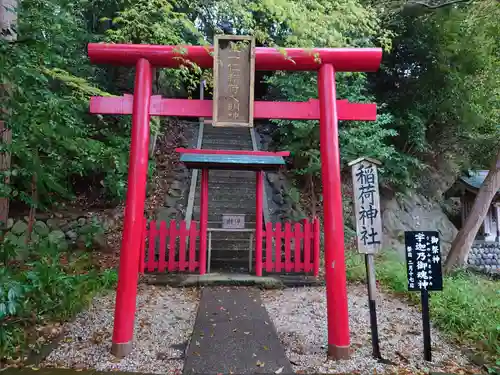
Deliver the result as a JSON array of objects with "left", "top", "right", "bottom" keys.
[
  {"left": 261, "top": 217, "right": 320, "bottom": 276},
  {"left": 140, "top": 220, "right": 200, "bottom": 273},
  {"left": 140, "top": 218, "right": 320, "bottom": 276}
]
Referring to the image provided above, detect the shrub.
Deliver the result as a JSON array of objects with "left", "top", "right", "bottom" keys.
[{"left": 0, "top": 242, "right": 117, "bottom": 360}]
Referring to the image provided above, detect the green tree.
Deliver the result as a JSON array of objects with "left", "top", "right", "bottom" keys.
[
  {"left": 373, "top": 0, "right": 499, "bottom": 173},
  {"left": 373, "top": 0, "right": 499, "bottom": 268}
]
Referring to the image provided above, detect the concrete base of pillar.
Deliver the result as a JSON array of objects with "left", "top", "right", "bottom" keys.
[
  {"left": 111, "top": 341, "right": 133, "bottom": 358},
  {"left": 327, "top": 344, "right": 350, "bottom": 360}
]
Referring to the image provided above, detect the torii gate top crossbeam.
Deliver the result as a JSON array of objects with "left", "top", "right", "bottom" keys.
[{"left": 88, "top": 43, "right": 382, "bottom": 72}]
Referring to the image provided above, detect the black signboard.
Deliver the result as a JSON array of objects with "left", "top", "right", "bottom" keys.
[{"left": 405, "top": 231, "right": 443, "bottom": 292}]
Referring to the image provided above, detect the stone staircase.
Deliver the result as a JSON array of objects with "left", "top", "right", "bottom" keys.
[{"left": 191, "top": 123, "right": 258, "bottom": 272}]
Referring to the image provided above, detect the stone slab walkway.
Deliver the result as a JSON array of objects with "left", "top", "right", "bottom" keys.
[{"left": 183, "top": 287, "right": 293, "bottom": 375}]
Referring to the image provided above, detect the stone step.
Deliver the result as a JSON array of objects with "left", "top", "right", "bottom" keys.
[
  {"left": 209, "top": 231, "right": 254, "bottom": 240},
  {"left": 208, "top": 171, "right": 256, "bottom": 177},
  {"left": 205, "top": 183, "right": 255, "bottom": 189},
  {"left": 203, "top": 127, "right": 250, "bottom": 134},
  {"left": 193, "top": 213, "right": 258, "bottom": 223},
  {"left": 195, "top": 172, "right": 256, "bottom": 180},
  {"left": 202, "top": 141, "right": 253, "bottom": 146},
  {"left": 202, "top": 139, "right": 249, "bottom": 143},
  {"left": 202, "top": 132, "right": 251, "bottom": 139},
  {"left": 203, "top": 182, "right": 255, "bottom": 187},
  {"left": 210, "top": 256, "right": 250, "bottom": 265},
  {"left": 205, "top": 221, "right": 256, "bottom": 229},
  {"left": 201, "top": 147, "right": 254, "bottom": 152},
  {"left": 201, "top": 139, "right": 252, "bottom": 150},
  {"left": 210, "top": 242, "right": 252, "bottom": 252},
  {"left": 195, "top": 185, "right": 256, "bottom": 192},
  {"left": 193, "top": 195, "right": 257, "bottom": 203},
  {"left": 195, "top": 194, "right": 257, "bottom": 202},
  {"left": 197, "top": 185, "right": 257, "bottom": 194},
  {"left": 193, "top": 197, "right": 256, "bottom": 206},
  {"left": 206, "top": 178, "right": 257, "bottom": 185},
  {"left": 210, "top": 257, "right": 250, "bottom": 265},
  {"left": 197, "top": 179, "right": 256, "bottom": 186},
  {"left": 209, "top": 262, "right": 249, "bottom": 273},
  {"left": 193, "top": 206, "right": 255, "bottom": 214},
  {"left": 194, "top": 196, "right": 256, "bottom": 204},
  {"left": 193, "top": 201, "right": 256, "bottom": 210},
  {"left": 202, "top": 138, "right": 251, "bottom": 145},
  {"left": 209, "top": 235, "right": 254, "bottom": 242},
  {"left": 203, "top": 126, "right": 250, "bottom": 132},
  {"left": 194, "top": 206, "right": 257, "bottom": 214}
]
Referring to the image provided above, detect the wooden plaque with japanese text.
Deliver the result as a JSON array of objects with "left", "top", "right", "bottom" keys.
[
  {"left": 213, "top": 35, "right": 255, "bottom": 128},
  {"left": 404, "top": 231, "right": 443, "bottom": 291},
  {"left": 350, "top": 157, "right": 383, "bottom": 254}
]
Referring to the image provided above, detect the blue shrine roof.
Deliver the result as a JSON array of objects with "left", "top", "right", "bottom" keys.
[
  {"left": 460, "top": 170, "right": 500, "bottom": 193},
  {"left": 179, "top": 153, "right": 286, "bottom": 171}
]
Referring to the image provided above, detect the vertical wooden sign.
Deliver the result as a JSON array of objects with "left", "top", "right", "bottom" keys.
[
  {"left": 349, "top": 157, "right": 383, "bottom": 254},
  {"left": 349, "top": 156, "right": 383, "bottom": 360},
  {"left": 213, "top": 35, "right": 255, "bottom": 128},
  {"left": 404, "top": 231, "right": 444, "bottom": 362}
]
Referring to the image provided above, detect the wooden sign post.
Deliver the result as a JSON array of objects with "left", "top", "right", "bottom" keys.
[
  {"left": 404, "top": 231, "right": 443, "bottom": 362},
  {"left": 349, "top": 157, "right": 383, "bottom": 360},
  {"left": 213, "top": 35, "right": 255, "bottom": 128}
]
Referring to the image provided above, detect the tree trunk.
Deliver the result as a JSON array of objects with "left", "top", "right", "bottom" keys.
[
  {"left": 25, "top": 173, "right": 37, "bottom": 245},
  {"left": 444, "top": 149, "right": 500, "bottom": 272},
  {"left": 0, "top": 0, "right": 17, "bottom": 229}
]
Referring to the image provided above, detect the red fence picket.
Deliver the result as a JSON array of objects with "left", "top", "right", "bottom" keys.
[
  {"left": 142, "top": 220, "right": 200, "bottom": 273},
  {"left": 262, "top": 218, "right": 320, "bottom": 276},
  {"left": 139, "top": 218, "right": 147, "bottom": 274},
  {"left": 313, "top": 217, "right": 320, "bottom": 275}
]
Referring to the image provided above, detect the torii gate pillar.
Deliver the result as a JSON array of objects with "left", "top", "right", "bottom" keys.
[
  {"left": 318, "top": 64, "right": 349, "bottom": 358},
  {"left": 112, "top": 58, "right": 153, "bottom": 357}
]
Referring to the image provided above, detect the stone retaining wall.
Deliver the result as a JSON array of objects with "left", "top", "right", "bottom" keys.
[
  {"left": 155, "top": 122, "right": 196, "bottom": 223},
  {"left": 467, "top": 241, "right": 500, "bottom": 275},
  {"left": 2, "top": 212, "right": 111, "bottom": 253}
]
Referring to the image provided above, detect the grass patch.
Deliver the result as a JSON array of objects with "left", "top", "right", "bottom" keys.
[
  {"left": 0, "top": 243, "right": 117, "bottom": 362},
  {"left": 345, "top": 249, "right": 500, "bottom": 368}
]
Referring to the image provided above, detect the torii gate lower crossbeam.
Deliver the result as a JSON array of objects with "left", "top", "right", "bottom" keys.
[{"left": 88, "top": 43, "right": 382, "bottom": 361}]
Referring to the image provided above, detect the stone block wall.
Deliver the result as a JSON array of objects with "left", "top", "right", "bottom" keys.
[
  {"left": 467, "top": 242, "right": 500, "bottom": 275},
  {"left": 155, "top": 121, "right": 197, "bottom": 223},
  {"left": 2, "top": 212, "right": 111, "bottom": 253}
]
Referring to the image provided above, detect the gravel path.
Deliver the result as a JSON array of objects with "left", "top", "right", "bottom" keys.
[
  {"left": 42, "top": 284, "right": 199, "bottom": 374},
  {"left": 262, "top": 284, "right": 482, "bottom": 374}
]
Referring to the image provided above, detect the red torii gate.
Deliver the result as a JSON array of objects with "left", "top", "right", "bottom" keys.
[{"left": 87, "top": 43, "right": 382, "bottom": 360}]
